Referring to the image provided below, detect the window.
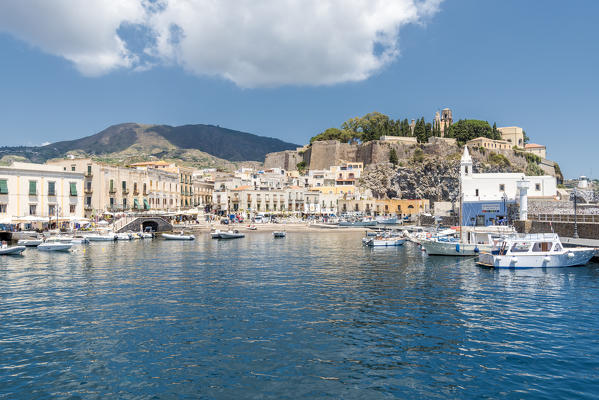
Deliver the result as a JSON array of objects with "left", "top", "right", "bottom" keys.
[
  {"left": 510, "top": 243, "right": 531, "bottom": 253},
  {"left": 71, "top": 165, "right": 76, "bottom": 171},
  {"left": 0, "top": 204, "right": 6, "bottom": 213},
  {"left": 87, "top": 165, "right": 92, "bottom": 175},
  {"left": 532, "top": 242, "right": 552, "bottom": 252},
  {"left": 123, "top": 198, "right": 127, "bottom": 208},
  {"left": 535, "top": 183, "right": 541, "bottom": 191},
  {"left": 110, "top": 180, "right": 114, "bottom": 191},
  {"left": 134, "top": 183, "right": 138, "bottom": 193},
  {"left": 553, "top": 243, "right": 562, "bottom": 252},
  {"left": 48, "top": 181, "right": 56, "bottom": 196},
  {"left": 70, "top": 183, "right": 77, "bottom": 196},
  {"left": 86, "top": 197, "right": 91, "bottom": 206},
  {"left": 48, "top": 204, "right": 56, "bottom": 216},
  {"left": 122, "top": 181, "right": 127, "bottom": 190},
  {"left": 29, "top": 180, "right": 37, "bottom": 195},
  {"left": 0, "top": 179, "right": 7, "bottom": 194},
  {"left": 110, "top": 198, "right": 114, "bottom": 207},
  {"left": 499, "top": 184, "right": 505, "bottom": 192},
  {"left": 475, "top": 189, "right": 479, "bottom": 197},
  {"left": 29, "top": 204, "right": 37, "bottom": 215},
  {"left": 70, "top": 204, "right": 76, "bottom": 214}
]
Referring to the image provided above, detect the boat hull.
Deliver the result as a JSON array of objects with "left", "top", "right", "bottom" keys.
[
  {"left": 18, "top": 239, "right": 42, "bottom": 247},
  {"left": 38, "top": 243, "right": 72, "bottom": 252},
  {"left": 367, "top": 238, "right": 405, "bottom": 247},
  {"left": 478, "top": 248, "right": 596, "bottom": 268},
  {"left": 339, "top": 221, "right": 377, "bottom": 227},
  {"left": 219, "top": 233, "right": 244, "bottom": 239},
  {"left": 163, "top": 233, "right": 195, "bottom": 240}
]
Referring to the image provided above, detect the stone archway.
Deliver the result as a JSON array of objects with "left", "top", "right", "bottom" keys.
[{"left": 142, "top": 220, "right": 159, "bottom": 232}]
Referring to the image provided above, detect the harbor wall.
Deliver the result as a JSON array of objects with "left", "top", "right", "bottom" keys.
[{"left": 514, "top": 220, "right": 599, "bottom": 239}]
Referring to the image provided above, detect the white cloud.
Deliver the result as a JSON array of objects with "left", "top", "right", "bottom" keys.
[{"left": 0, "top": 0, "right": 443, "bottom": 87}]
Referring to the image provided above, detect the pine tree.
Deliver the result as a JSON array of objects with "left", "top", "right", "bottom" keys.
[{"left": 389, "top": 148, "right": 399, "bottom": 166}]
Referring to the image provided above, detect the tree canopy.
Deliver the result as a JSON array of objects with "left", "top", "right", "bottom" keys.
[{"left": 445, "top": 119, "right": 501, "bottom": 144}]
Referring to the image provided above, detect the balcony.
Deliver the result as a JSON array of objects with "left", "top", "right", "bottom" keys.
[
  {"left": 133, "top": 190, "right": 140, "bottom": 195},
  {"left": 84, "top": 205, "right": 93, "bottom": 211},
  {"left": 109, "top": 188, "right": 116, "bottom": 194},
  {"left": 122, "top": 189, "right": 129, "bottom": 195},
  {"left": 84, "top": 188, "right": 93, "bottom": 194},
  {"left": 84, "top": 172, "right": 93, "bottom": 178}
]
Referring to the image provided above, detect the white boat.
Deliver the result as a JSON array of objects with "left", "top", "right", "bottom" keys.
[
  {"left": 84, "top": 233, "right": 117, "bottom": 242},
  {"left": 376, "top": 216, "right": 399, "bottom": 225},
  {"left": 219, "top": 230, "right": 245, "bottom": 239},
  {"left": 0, "top": 243, "right": 26, "bottom": 255},
  {"left": 116, "top": 232, "right": 133, "bottom": 240},
  {"left": 17, "top": 239, "right": 43, "bottom": 247},
  {"left": 46, "top": 235, "right": 75, "bottom": 243},
  {"left": 247, "top": 225, "right": 257, "bottom": 231},
  {"left": 138, "top": 232, "right": 153, "bottom": 239},
  {"left": 273, "top": 231, "right": 286, "bottom": 238},
  {"left": 210, "top": 230, "right": 222, "bottom": 239},
  {"left": 365, "top": 237, "right": 406, "bottom": 247},
  {"left": 421, "top": 226, "right": 516, "bottom": 256},
  {"left": 38, "top": 242, "right": 72, "bottom": 252},
  {"left": 163, "top": 232, "right": 195, "bottom": 240},
  {"left": 71, "top": 237, "right": 89, "bottom": 244},
  {"left": 477, "top": 233, "right": 596, "bottom": 269}
]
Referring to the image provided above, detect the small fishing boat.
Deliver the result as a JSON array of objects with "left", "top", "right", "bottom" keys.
[
  {"left": 17, "top": 238, "right": 43, "bottom": 247},
  {"left": 247, "top": 225, "right": 257, "bottom": 230},
  {"left": 0, "top": 242, "right": 26, "bottom": 255},
  {"left": 137, "top": 232, "right": 153, "bottom": 239},
  {"left": 477, "top": 233, "right": 596, "bottom": 269},
  {"left": 376, "top": 216, "right": 399, "bottom": 225},
  {"left": 163, "top": 232, "right": 195, "bottom": 240},
  {"left": 38, "top": 242, "right": 72, "bottom": 252},
  {"left": 273, "top": 231, "right": 286, "bottom": 238},
  {"left": 116, "top": 232, "right": 133, "bottom": 240},
  {"left": 219, "top": 230, "right": 245, "bottom": 239}
]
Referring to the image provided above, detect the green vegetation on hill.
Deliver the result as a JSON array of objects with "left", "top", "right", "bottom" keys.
[{"left": 310, "top": 112, "right": 501, "bottom": 145}]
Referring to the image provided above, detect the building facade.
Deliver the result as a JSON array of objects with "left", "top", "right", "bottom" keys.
[
  {"left": 466, "top": 137, "right": 511, "bottom": 151},
  {"left": 0, "top": 162, "right": 84, "bottom": 222},
  {"left": 497, "top": 126, "right": 524, "bottom": 147},
  {"left": 524, "top": 143, "right": 547, "bottom": 159}
]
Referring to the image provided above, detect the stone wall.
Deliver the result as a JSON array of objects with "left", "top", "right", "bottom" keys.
[
  {"left": 264, "top": 150, "right": 304, "bottom": 170},
  {"left": 514, "top": 220, "right": 599, "bottom": 239}
]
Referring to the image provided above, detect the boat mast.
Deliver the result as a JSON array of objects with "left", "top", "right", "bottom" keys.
[{"left": 459, "top": 165, "right": 463, "bottom": 243}]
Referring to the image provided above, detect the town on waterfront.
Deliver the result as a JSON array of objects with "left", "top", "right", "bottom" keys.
[{"left": 2, "top": 1, "right": 599, "bottom": 398}]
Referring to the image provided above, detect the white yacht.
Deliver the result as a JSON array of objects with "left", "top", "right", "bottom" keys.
[
  {"left": 477, "top": 233, "right": 596, "bottom": 269},
  {"left": 163, "top": 232, "right": 195, "bottom": 240}
]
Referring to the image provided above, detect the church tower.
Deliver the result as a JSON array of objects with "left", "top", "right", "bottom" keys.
[
  {"left": 440, "top": 108, "right": 453, "bottom": 137},
  {"left": 460, "top": 145, "right": 472, "bottom": 177}
]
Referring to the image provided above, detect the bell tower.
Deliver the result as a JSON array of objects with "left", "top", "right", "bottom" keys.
[{"left": 460, "top": 145, "right": 472, "bottom": 177}]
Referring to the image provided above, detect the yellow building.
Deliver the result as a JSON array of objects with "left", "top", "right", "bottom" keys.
[
  {"left": 466, "top": 137, "right": 511, "bottom": 150},
  {"left": 338, "top": 198, "right": 429, "bottom": 216},
  {"left": 497, "top": 126, "right": 524, "bottom": 147}
]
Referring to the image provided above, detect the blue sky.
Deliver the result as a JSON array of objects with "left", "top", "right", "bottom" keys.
[{"left": 0, "top": 0, "right": 597, "bottom": 178}]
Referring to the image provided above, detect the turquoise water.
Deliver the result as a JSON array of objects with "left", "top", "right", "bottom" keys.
[{"left": 1, "top": 231, "right": 599, "bottom": 399}]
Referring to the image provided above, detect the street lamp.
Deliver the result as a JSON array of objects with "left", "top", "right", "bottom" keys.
[{"left": 502, "top": 192, "right": 508, "bottom": 225}]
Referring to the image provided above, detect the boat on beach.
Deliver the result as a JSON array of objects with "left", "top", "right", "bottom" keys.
[
  {"left": 477, "top": 233, "right": 596, "bottom": 268},
  {"left": 163, "top": 232, "right": 195, "bottom": 240}
]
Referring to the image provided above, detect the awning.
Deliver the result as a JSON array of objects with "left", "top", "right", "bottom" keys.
[
  {"left": 143, "top": 198, "right": 150, "bottom": 210},
  {"left": 134, "top": 198, "right": 140, "bottom": 209},
  {"left": 0, "top": 179, "right": 7, "bottom": 194},
  {"left": 70, "top": 182, "right": 77, "bottom": 196}
]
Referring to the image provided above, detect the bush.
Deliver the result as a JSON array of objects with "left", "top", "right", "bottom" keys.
[
  {"left": 488, "top": 152, "right": 511, "bottom": 168},
  {"left": 412, "top": 148, "right": 425, "bottom": 163},
  {"left": 525, "top": 162, "right": 544, "bottom": 176}
]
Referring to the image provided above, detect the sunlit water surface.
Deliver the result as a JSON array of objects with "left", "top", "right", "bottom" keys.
[{"left": 1, "top": 232, "right": 599, "bottom": 399}]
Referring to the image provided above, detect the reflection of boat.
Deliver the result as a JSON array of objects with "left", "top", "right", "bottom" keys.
[
  {"left": 273, "top": 231, "right": 286, "bottom": 238},
  {"left": 163, "top": 233, "right": 195, "bottom": 240},
  {"left": 18, "top": 239, "right": 43, "bottom": 247},
  {"left": 219, "top": 230, "right": 245, "bottom": 239},
  {"left": 0, "top": 243, "right": 26, "bottom": 255},
  {"left": 38, "top": 242, "right": 72, "bottom": 252},
  {"left": 478, "top": 233, "right": 596, "bottom": 268}
]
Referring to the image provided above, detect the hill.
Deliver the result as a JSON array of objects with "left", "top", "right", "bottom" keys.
[{"left": 0, "top": 123, "right": 299, "bottom": 168}]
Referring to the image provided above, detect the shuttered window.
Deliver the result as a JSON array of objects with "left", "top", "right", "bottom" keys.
[
  {"left": 29, "top": 181, "right": 37, "bottom": 195},
  {"left": 48, "top": 181, "right": 56, "bottom": 196},
  {"left": 0, "top": 179, "right": 7, "bottom": 194},
  {"left": 70, "top": 183, "right": 77, "bottom": 196}
]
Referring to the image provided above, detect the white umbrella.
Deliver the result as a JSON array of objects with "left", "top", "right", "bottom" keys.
[{"left": 97, "top": 220, "right": 109, "bottom": 226}]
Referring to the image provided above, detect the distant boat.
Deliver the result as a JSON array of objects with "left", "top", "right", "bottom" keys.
[
  {"left": 38, "top": 242, "right": 72, "bottom": 252},
  {"left": 116, "top": 233, "right": 133, "bottom": 240},
  {"left": 339, "top": 220, "right": 377, "bottom": 227},
  {"left": 273, "top": 231, "right": 286, "bottom": 238},
  {"left": 84, "top": 233, "right": 117, "bottom": 242},
  {"left": 376, "top": 217, "right": 398, "bottom": 225},
  {"left": 163, "top": 232, "right": 195, "bottom": 241},
  {"left": 477, "top": 233, "right": 596, "bottom": 268},
  {"left": 210, "top": 229, "right": 222, "bottom": 239},
  {"left": 364, "top": 237, "right": 405, "bottom": 247}
]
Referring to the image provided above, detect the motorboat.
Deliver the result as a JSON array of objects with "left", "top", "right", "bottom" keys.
[
  {"left": 137, "top": 232, "right": 153, "bottom": 239},
  {"left": 210, "top": 229, "right": 222, "bottom": 239},
  {"left": 0, "top": 242, "right": 26, "bottom": 255},
  {"left": 339, "top": 220, "right": 377, "bottom": 227},
  {"left": 116, "top": 232, "right": 133, "bottom": 240},
  {"left": 163, "top": 232, "right": 195, "bottom": 240},
  {"left": 84, "top": 233, "right": 117, "bottom": 242},
  {"left": 421, "top": 226, "right": 516, "bottom": 256},
  {"left": 376, "top": 216, "right": 399, "bottom": 225},
  {"left": 364, "top": 237, "right": 406, "bottom": 247},
  {"left": 273, "top": 231, "right": 286, "bottom": 238},
  {"left": 71, "top": 237, "right": 89, "bottom": 244},
  {"left": 17, "top": 238, "right": 43, "bottom": 247},
  {"left": 38, "top": 242, "right": 72, "bottom": 252},
  {"left": 477, "top": 233, "right": 596, "bottom": 269},
  {"left": 247, "top": 225, "right": 257, "bottom": 230},
  {"left": 219, "top": 230, "right": 245, "bottom": 239},
  {"left": 45, "top": 235, "right": 75, "bottom": 243}
]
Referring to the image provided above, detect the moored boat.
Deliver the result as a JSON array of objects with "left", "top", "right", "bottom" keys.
[
  {"left": 210, "top": 229, "right": 222, "bottom": 239},
  {"left": 365, "top": 237, "right": 406, "bottom": 247},
  {"left": 38, "top": 242, "right": 72, "bottom": 252},
  {"left": 273, "top": 231, "right": 286, "bottom": 238},
  {"left": 477, "top": 233, "right": 596, "bottom": 269},
  {"left": 219, "top": 230, "right": 245, "bottom": 239},
  {"left": 163, "top": 232, "right": 195, "bottom": 240},
  {"left": 17, "top": 239, "right": 43, "bottom": 247},
  {"left": 0, "top": 242, "right": 26, "bottom": 255},
  {"left": 84, "top": 233, "right": 117, "bottom": 241}
]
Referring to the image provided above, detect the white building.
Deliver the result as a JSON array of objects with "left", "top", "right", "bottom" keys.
[
  {"left": 0, "top": 162, "right": 85, "bottom": 223},
  {"left": 460, "top": 146, "right": 557, "bottom": 201}
]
